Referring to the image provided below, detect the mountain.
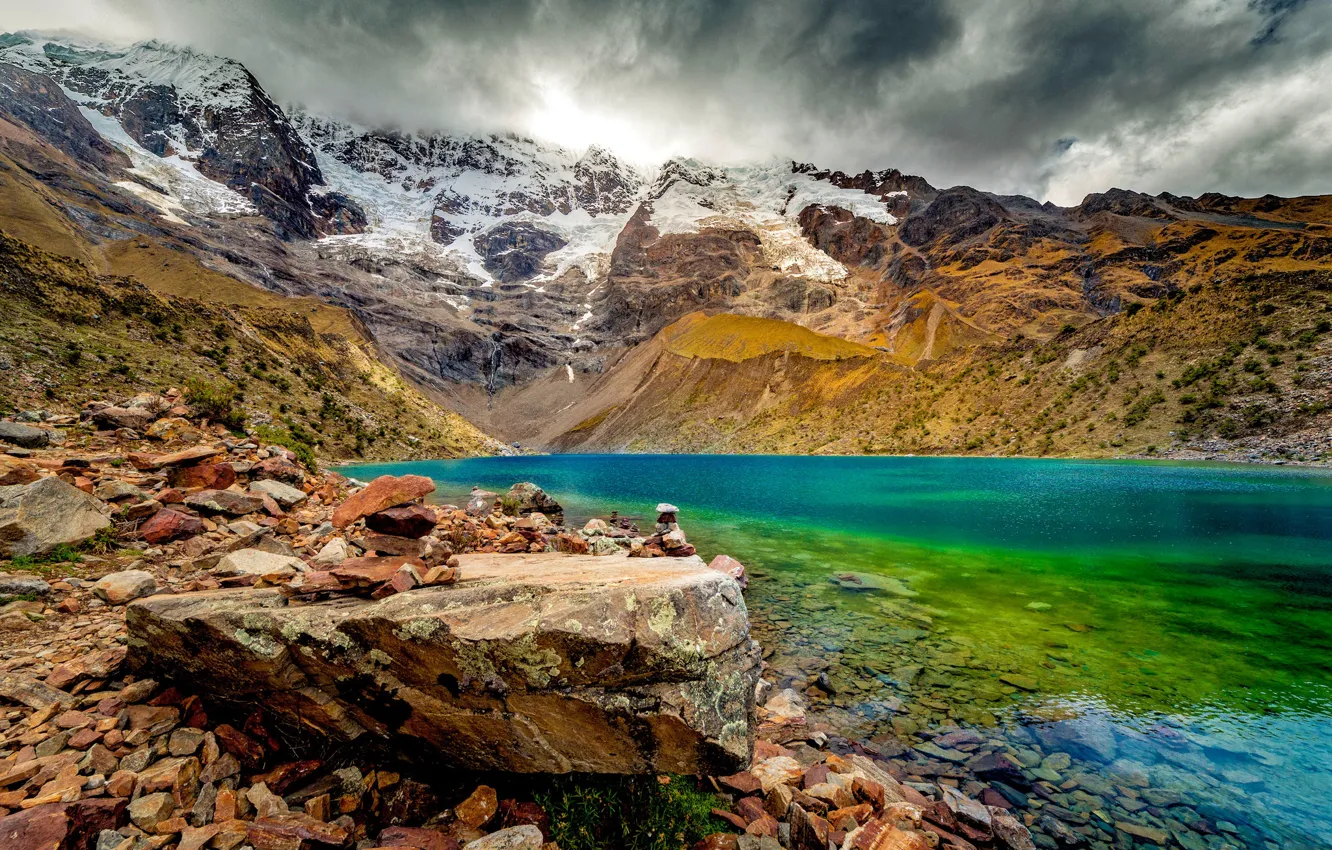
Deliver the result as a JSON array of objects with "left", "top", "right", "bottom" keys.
[{"left": 1, "top": 31, "right": 1330, "bottom": 463}]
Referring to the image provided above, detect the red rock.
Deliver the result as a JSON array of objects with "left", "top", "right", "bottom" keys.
[
  {"left": 332, "top": 475, "right": 435, "bottom": 528},
  {"left": 253, "top": 456, "right": 305, "bottom": 485},
  {"left": 130, "top": 446, "right": 222, "bottom": 470},
  {"left": 183, "top": 489, "right": 263, "bottom": 516},
  {"left": 691, "top": 835, "right": 740, "bottom": 850},
  {"left": 719, "top": 771, "right": 762, "bottom": 795},
  {"left": 710, "top": 808, "right": 748, "bottom": 831},
  {"left": 745, "top": 814, "right": 780, "bottom": 837},
  {"left": 213, "top": 724, "right": 265, "bottom": 769},
  {"left": 169, "top": 463, "right": 236, "bottom": 491},
  {"left": 247, "top": 812, "right": 349, "bottom": 850},
  {"left": 736, "top": 796, "right": 767, "bottom": 824},
  {"left": 46, "top": 647, "right": 126, "bottom": 690},
  {"left": 803, "top": 764, "right": 830, "bottom": 789},
  {"left": 55, "top": 598, "right": 79, "bottom": 614},
  {"left": 707, "top": 554, "right": 748, "bottom": 590},
  {"left": 330, "top": 556, "right": 426, "bottom": 588},
  {"left": 497, "top": 799, "right": 549, "bottom": 839},
  {"left": 376, "top": 825, "right": 460, "bottom": 850},
  {"left": 140, "top": 509, "right": 205, "bottom": 545},
  {"left": 365, "top": 504, "right": 437, "bottom": 538},
  {"left": 0, "top": 798, "right": 126, "bottom": 850},
  {"left": 254, "top": 760, "right": 322, "bottom": 795}
]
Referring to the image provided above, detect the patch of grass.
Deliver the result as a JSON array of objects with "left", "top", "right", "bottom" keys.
[
  {"left": 185, "top": 377, "right": 246, "bottom": 432},
  {"left": 535, "top": 775, "right": 725, "bottom": 850}
]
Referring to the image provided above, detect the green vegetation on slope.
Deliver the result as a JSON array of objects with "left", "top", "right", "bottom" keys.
[{"left": 0, "top": 231, "right": 497, "bottom": 461}]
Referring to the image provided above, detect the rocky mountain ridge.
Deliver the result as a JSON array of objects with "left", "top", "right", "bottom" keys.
[{"left": 1, "top": 30, "right": 1330, "bottom": 460}]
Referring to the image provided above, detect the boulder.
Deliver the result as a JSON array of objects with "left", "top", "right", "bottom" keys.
[
  {"left": 127, "top": 552, "right": 758, "bottom": 775},
  {"left": 0, "top": 573, "right": 50, "bottom": 597},
  {"left": 505, "top": 483, "right": 563, "bottom": 518},
  {"left": 253, "top": 456, "right": 306, "bottom": 485},
  {"left": 94, "top": 570, "right": 157, "bottom": 604},
  {"left": 212, "top": 549, "right": 306, "bottom": 580},
  {"left": 140, "top": 509, "right": 205, "bottom": 545},
  {"left": 463, "top": 825, "right": 544, "bottom": 850},
  {"left": 0, "top": 477, "right": 111, "bottom": 557},
  {"left": 249, "top": 479, "right": 308, "bottom": 509},
  {"left": 708, "top": 555, "right": 748, "bottom": 590},
  {"left": 146, "top": 417, "right": 203, "bottom": 442},
  {"left": 365, "top": 504, "right": 437, "bottom": 538},
  {"left": 92, "top": 406, "right": 156, "bottom": 431},
  {"left": 334, "top": 474, "right": 435, "bottom": 528},
  {"left": 169, "top": 463, "right": 237, "bottom": 491},
  {"left": 184, "top": 490, "right": 264, "bottom": 517},
  {"left": 0, "top": 421, "right": 57, "bottom": 448}
]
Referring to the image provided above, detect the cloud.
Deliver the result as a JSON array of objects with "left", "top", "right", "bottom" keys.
[{"left": 3, "top": 0, "right": 1330, "bottom": 203}]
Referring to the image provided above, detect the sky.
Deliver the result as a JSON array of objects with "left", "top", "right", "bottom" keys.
[{"left": 3, "top": 0, "right": 1331, "bottom": 205}]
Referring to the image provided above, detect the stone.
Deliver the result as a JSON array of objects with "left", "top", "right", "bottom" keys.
[
  {"left": 0, "top": 477, "right": 111, "bottom": 557},
  {"left": 455, "top": 785, "right": 498, "bottom": 828},
  {"left": 708, "top": 554, "right": 748, "bottom": 590},
  {"left": 92, "top": 570, "right": 157, "bottom": 605},
  {"left": 462, "top": 825, "right": 544, "bottom": 850},
  {"left": 183, "top": 490, "right": 264, "bottom": 517},
  {"left": 140, "top": 510, "right": 205, "bottom": 545},
  {"left": 169, "top": 728, "right": 206, "bottom": 756},
  {"left": 249, "top": 480, "right": 308, "bottom": 509},
  {"left": 129, "top": 792, "right": 175, "bottom": 831},
  {"left": 751, "top": 756, "right": 804, "bottom": 793},
  {"left": 169, "top": 463, "right": 237, "bottom": 491},
  {"left": 46, "top": 646, "right": 126, "bottom": 689},
  {"left": 1116, "top": 821, "right": 1169, "bottom": 844},
  {"left": 0, "top": 573, "right": 51, "bottom": 597},
  {"left": 131, "top": 446, "right": 222, "bottom": 469},
  {"left": 365, "top": 504, "right": 437, "bottom": 538},
  {"left": 92, "top": 406, "right": 156, "bottom": 431},
  {"left": 126, "top": 552, "right": 758, "bottom": 774},
  {"left": 377, "top": 826, "right": 460, "bottom": 850},
  {"left": 0, "top": 458, "right": 40, "bottom": 486},
  {"left": 146, "top": 417, "right": 202, "bottom": 442},
  {"left": 504, "top": 483, "right": 563, "bottom": 518},
  {"left": 0, "top": 421, "right": 56, "bottom": 448},
  {"left": 0, "top": 799, "right": 126, "bottom": 850},
  {"left": 988, "top": 807, "right": 1035, "bottom": 850},
  {"left": 312, "top": 537, "right": 348, "bottom": 566},
  {"left": 212, "top": 549, "right": 306, "bottom": 580},
  {"left": 252, "top": 456, "right": 306, "bottom": 485},
  {"left": 589, "top": 536, "right": 621, "bottom": 556},
  {"left": 333, "top": 475, "right": 434, "bottom": 528}
]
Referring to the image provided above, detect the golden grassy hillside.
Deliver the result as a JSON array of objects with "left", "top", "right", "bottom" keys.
[{"left": 663, "top": 311, "right": 879, "bottom": 362}]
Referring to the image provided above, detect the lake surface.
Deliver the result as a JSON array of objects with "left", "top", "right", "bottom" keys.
[{"left": 340, "top": 455, "right": 1332, "bottom": 849}]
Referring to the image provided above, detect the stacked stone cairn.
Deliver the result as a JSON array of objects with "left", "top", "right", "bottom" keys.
[{"left": 629, "top": 502, "right": 698, "bottom": 557}]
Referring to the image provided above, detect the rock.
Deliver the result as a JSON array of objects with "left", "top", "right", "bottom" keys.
[
  {"left": 249, "top": 480, "right": 308, "bottom": 509},
  {"left": 183, "top": 490, "right": 264, "bottom": 516},
  {"left": 333, "top": 475, "right": 435, "bottom": 528},
  {"left": 0, "top": 421, "right": 57, "bottom": 448},
  {"left": 146, "top": 417, "right": 202, "bottom": 442},
  {"left": 455, "top": 785, "right": 498, "bottom": 828},
  {"left": 312, "top": 537, "right": 349, "bottom": 566},
  {"left": 708, "top": 555, "right": 748, "bottom": 590},
  {"left": 140, "top": 509, "right": 205, "bottom": 545},
  {"left": 127, "top": 552, "right": 758, "bottom": 774},
  {"left": 0, "top": 799, "right": 126, "bottom": 850},
  {"left": 0, "top": 673, "right": 69, "bottom": 709},
  {"left": 1116, "top": 822, "right": 1169, "bottom": 844},
  {"left": 751, "top": 756, "right": 804, "bottom": 793},
  {"left": 128, "top": 791, "right": 175, "bottom": 831},
  {"left": 0, "top": 573, "right": 51, "bottom": 597},
  {"left": 92, "top": 406, "right": 156, "bottom": 431},
  {"left": 504, "top": 483, "right": 563, "bottom": 518},
  {"left": 365, "top": 504, "right": 437, "bottom": 538},
  {"left": 0, "top": 457, "right": 39, "bottom": 486},
  {"left": 988, "top": 807, "right": 1035, "bottom": 850},
  {"left": 462, "top": 825, "right": 544, "bottom": 850},
  {"left": 588, "top": 536, "right": 621, "bottom": 556},
  {"left": 656, "top": 503, "right": 679, "bottom": 514},
  {"left": 0, "top": 477, "right": 111, "bottom": 557},
  {"left": 213, "top": 549, "right": 306, "bottom": 580},
  {"left": 582, "top": 519, "right": 608, "bottom": 536},
  {"left": 132, "top": 446, "right": 223, "bottom": 470},
  {"left": 169, "top": 463, "right": 238, "bottom": 491},
  {"left": 92, "top": 570, "right": 157, "bottom": 604},
  {"left": 252, "top": 456, "right": 306, "bottom": 485},
  {"left": 94, "top": 480, "right": 145, "bottom": 502},
  {"left": 378, "top": 826, "right": 460, "bottom": 850}
]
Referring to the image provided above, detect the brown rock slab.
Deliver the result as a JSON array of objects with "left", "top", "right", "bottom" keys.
[
  {"left": 170, "top": 463, "right": 237, "bottom": 491},
  {"left": 333, "top": 475, "right": 435, "bottom": 528},
  {"left": 365, "top": 504, "right": 438, "bottom": 538},
  {"left": 126, "top": 552, "right": 758, "bottom": 774}
]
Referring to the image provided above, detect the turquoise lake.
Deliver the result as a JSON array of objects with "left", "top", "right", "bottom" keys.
[{"left": 340, "top": 455, "right": 1332, "bottom": 849}]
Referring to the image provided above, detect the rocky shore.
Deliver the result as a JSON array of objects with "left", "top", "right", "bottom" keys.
[{"left": 0, "top": 392, "right": 1140, "bottom": 850}]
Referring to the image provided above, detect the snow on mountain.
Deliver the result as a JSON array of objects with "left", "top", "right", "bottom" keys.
[{"left": 0, "top": 31, "right": 904, "bottom": 288}]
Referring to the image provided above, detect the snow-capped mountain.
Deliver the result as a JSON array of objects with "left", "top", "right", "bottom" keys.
[{"left": 0, "top": 32, "right": 906, "bottom": 291}]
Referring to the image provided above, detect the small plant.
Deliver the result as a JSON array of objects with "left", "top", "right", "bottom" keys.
[
  {"left": 184, "top": 377, "right": 246, "bottom": 431},
  {"left": 535, "top": 775, "right": 724, "bottom": 850}
]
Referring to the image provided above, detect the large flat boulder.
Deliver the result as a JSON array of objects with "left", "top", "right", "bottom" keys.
[
  {"left": 0, "top": 477, "right": 110, "bottom": 557},
  {"left": 126, "top": 553, "right": 758, "bottom": 775}
]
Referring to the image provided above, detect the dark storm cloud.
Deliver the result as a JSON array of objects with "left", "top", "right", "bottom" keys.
[{"left": 6, "top": 0, "right": 1332, "bottom": 203}]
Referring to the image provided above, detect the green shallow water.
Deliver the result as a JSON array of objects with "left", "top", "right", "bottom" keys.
[{"left": 340, "top": 455, "right": 1332, "bottom": 848}]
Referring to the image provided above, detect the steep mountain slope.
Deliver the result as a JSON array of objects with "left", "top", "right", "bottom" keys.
[{"left": 2, "top": 30, "right": 1331, "bottom": 462}]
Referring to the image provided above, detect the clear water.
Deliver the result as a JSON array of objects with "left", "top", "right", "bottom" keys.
[{"left": 340, "top": 455, "right": 1332, "bottom": 849}]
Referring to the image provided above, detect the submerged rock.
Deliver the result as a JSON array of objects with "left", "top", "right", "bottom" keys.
[{"left": 126, "top": 552, "right": 759, "bottom": 775}]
